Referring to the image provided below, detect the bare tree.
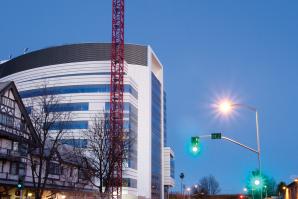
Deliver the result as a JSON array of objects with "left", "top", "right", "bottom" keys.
[
  {"left": 199, "top": 175, "right": 221, "bottom": 195},
  {"left": 26, "top": 84, "right": 71, "bottom": 199},
  {"left": 76, "top": 112, "right": 134, "bottom": 195}
]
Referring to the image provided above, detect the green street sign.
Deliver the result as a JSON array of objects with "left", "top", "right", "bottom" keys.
[{"left": 211, "top": 133, "right": 222, "bottom": 139}]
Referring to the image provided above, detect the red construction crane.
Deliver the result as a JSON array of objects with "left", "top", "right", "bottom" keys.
[{"left": 109, "top": 0, "right": 125, "bottom": 198}]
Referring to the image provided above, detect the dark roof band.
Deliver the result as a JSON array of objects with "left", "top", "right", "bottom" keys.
[{"left": 0, "top": 43, "right": 148, "bottom": 78}]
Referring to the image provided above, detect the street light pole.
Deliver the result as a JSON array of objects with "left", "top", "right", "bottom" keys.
[
  {"left": 233, "top": 104, "right": 261, "bottom": 173},
  {"left": 255, "top": 110, "right": 261, "bottom": 173},
  {"left": 229, "top": 103, "right": 262, "bottom": 199},
  {"left": 217, "top": 101, "right": 263, "bottom": 199}
]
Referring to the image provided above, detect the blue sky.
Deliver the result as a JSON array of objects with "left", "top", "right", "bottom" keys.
[{"left": 1, "top": 0, "right": 298, "bottom": 194}]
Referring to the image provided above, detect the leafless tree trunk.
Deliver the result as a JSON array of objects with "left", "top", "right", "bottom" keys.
[
  {"left": 199, "top": 175, "right": 221, "bottom": 195},
  {"left": 75, "top": 112, "right": 134, "bottom": 195},
  {"left": 26, "top": 84, "right": 71, "bottom": 199}
]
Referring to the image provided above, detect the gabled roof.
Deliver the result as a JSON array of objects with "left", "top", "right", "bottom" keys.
[{"left": 0, "top": 81, "right": 38, "bottom": 144}]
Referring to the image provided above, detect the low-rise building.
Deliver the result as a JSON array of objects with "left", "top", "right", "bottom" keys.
[
  {"left": 0, "top": 81, "right": 95, "bottom": 199},
  {"left": 164, "top": 147, "right": 175, "bottom": 199},
  {"left": 284, "top": 179, "right": 298, "bottom": 199}
]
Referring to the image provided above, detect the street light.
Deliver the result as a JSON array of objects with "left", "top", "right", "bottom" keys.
[
  {"left": 186, "top": 187, "right": 191, "bottom": 199},
  {"left": 243, "top": 187, "right": 248, "bottom": 192},
  {"left": 218, "top": 100, "right": 233, "bottom": 114},
  {"left": 217, "top": 100, "right": 261, "bottom": 172}
]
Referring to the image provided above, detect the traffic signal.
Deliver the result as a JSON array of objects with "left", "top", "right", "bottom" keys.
[
  {"left": 191, "top": 136, "right": 200, "bottom": 154},
  {"left": 250, "top": 175, "right": 264, "bottom": 190},
  {"left": 17, "top": 176, "right": 24, "bottom": 190},
  {"left": 211, "top": 133, "right": 222, "bottom": 139}
]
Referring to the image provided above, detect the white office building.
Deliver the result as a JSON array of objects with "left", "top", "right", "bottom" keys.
[{"left": 0, "top": 43, "right": 174, "bottom": 199}]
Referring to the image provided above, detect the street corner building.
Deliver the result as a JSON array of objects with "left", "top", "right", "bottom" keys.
[
  {"left": 0, "top": 43, "right": 175, "bottom": 199},
  {"left": 0, "top": 81, "right": 97, "bottom": 199}
]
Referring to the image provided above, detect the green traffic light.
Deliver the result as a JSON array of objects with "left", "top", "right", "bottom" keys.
[
  {"left": 192, "top": 146, "right": 198, "bottom": 152},
  {"left": 191, "top": 136, "right": 200, "bottom": 154},
  {"left": 250, "top": 176, "right": 264, "bottom": 190}
]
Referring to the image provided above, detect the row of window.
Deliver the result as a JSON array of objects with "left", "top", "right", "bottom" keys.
[
  {"left": 47, "top": 102, "right": 89, "bottom": 112},
  {"left": 49, "top": 121, "right": 88, "bottom": 130},
  {"left": 26, "top": 101, "right": 139, "bottom": 114},
  {"left": 0, "top": 161, "right": 137, "bottom": 187},
  {"left": 26, "top": 102, "right": 89, "bottom": 114},
  {"left": 0, "top": 161, "right": 26, "bottom": 176},
  {"left": 19, "top": 84, "right": 138, "bottom": 99},
  {"left": 61, "top": 139, "right": 88, "bottom": 148},
  {"left": 49, "top": 120, "right": 133, "bottom": 131}
]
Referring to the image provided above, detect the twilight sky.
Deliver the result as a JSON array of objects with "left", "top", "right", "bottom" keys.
[{"left": 1, "top": 0, "right": 298, "bottom": 194}]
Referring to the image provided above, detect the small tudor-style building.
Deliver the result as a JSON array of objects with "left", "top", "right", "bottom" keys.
[{"left": 0, "top": 81, "right": 96, "bottom": 199}]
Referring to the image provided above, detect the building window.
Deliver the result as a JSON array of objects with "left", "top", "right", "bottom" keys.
[
  {"left": 69, "top": 167, "right": 73, "bottom": 177},
  {"left": 10, "top": 162, "right": 18, "bottom": 175},
  {"left": 0, "top": 160, "right": 3, "bottom": 172},
  {"left": 170, "top": 154, "right": 175, "bottom": 179},
  {"left": 47, "top": 102, "right": 89, "bottom": 112},
  {"left": 122, "top": 178, "right": 137, "bottom": 188},
  {"left": 12, "top": 141, "right": 18, "bottom": 151},
  {"left": 0, "top": 113, "right": 14, "bottom": 127},
  {"left": 48, "top": 162, "right": 60, "bottom": 175},
  {"left": 78, "top": 169, "right": 88, "bottom": 180},
  {"left": 49, "top": 121, "right": 88, "bottom": 130},
  {"left": 19, "top": 163, "right": 26, "bottom": 176},
  {"left": 25, "top": 106, "right": 32, "bottom": 114},
  {"left": 19, "top": 84, "right": 138, "bottom": 99},
  {"left": 61, "top": 139, "right": 88, "bottom": 148}
]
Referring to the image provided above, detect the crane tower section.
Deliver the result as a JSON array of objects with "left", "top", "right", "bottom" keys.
[{"left": 109, "top": 0, "right": 125, "bottom": 198}]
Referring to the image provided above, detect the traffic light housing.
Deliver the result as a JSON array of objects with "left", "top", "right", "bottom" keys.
[
  {"left": 211, "top": 133, "right": 222, "bottom": 139},
  {"left": 17, "top": 176, "right": 24, "bottom": 190},
  {"left": 191, "top": 136, "right": 200, "bottom": 154}
]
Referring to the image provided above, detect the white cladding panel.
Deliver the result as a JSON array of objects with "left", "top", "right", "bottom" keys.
[{"left": 0, "top": 45, "right": 169, "bottom": 199}]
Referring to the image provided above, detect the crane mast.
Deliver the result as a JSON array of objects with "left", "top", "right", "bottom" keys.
[{"left": 109, "top": 0, "right": 124, "bottom": 198}]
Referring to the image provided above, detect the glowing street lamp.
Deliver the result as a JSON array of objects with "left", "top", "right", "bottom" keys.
[
  {"left": 218, "top": 100, "right": 233, "bottom": 114},
  {"left": 243, "top": 187, "right": 248, "bottom": 192},
  {"left": 217, "top": 99, "right": 261, "bottom": 172}
]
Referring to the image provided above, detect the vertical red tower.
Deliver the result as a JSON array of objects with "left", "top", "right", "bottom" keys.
[{"left": 110, "top": 0, "right": 124, "bottom": 198}]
